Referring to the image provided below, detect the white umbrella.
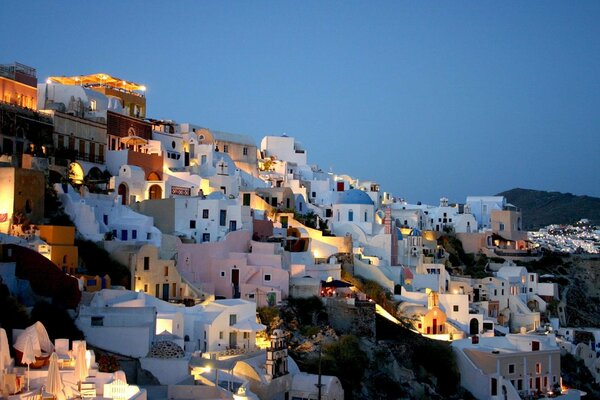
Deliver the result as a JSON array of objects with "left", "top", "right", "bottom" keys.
[
  {"left": 46, "top": 352, "right": 64, "bottom": 398},
  {"left": 21, "top": 334, "right": 36, "bottom": 391},
  {"left": 0, "top": 328, "right": 11, "bottom": 373},
  {"left": 73, "top": 339, "right": 88, "bottom": 389}
]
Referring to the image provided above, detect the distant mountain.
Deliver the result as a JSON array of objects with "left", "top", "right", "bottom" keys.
[{"left": 497, "top": 188, "right": 600, "bottom": 230}]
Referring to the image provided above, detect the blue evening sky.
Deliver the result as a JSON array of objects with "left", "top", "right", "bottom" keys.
[{"left": 2, "top": 1, "right": 599, "bottom": 204}]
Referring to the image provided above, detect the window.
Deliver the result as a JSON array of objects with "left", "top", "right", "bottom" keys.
[
  {"left": 164, "top": 266, "right": 169, "bottom": 276},
  {"left": 312, "top": 192, "right": 316, "bottom": 198},
  {"left": 219, "top": 331, "right": 224, "bottom": 339},
  {"left": 264, "top": 274, "right": 272, "bottom": 281},
  {"left": 91, "top": 316, "right": 104, "bottom": 326},
  {"left": 223, "top": 145, "right": 229, "bottom": 153},
  {"left": 220, "top": 271, "right": 225, "bottom": 277},
  {"left": 221, "top": 186, "right": 227, "bottom": 195},
  {"left": 144, "top": 284, "right": 148, "bottom": 292},
  {"left": 202, "top": 233, "right": 210, "bottom": 242},
  {"left": 243, "top": 332, "right": 249, "bottom": 339},
  {"left": 453, "top": 305, "right": 459, "bottom": 312},
  {"left": 535, "top": 363, "right": 541, "bottom": 374},
  {"left": 243, "top": 147, "right": 248, "bottom": 156},
  {"left": 248, "top": 293, "right": 255, "bottom": 299},
  {"left": 202, "top": 209, "right": 209, "bottom": 219},
  {"left": 190, "top": 220, "right": 196, "bottom": 229},
  {"left": 143, "top": 257, "right": 150, "bottom": 270},
  {"left": 348, "top": 210, "right": 353, "bottom": 221},
  {"left": 155, "top": 284, "right": 160, "bottom": 297},
  {"left": 229, "top": 314, "right": 237, "bottom": 326},
  {"left": 243, "top": 193, "right": 251, "bottom": 206},
  {"left": 121, "top": 230, "right": 128, "bottom": 240},
  {"left": 509, "top": 364, "right": 515, "bottom": 374},
  {"left": 220, "top": 210, "right": 227, "bottom": 226},
  {"left": 499, "top": 223, "right": 505, "bottom": 231},
  {"left": 90, "top": 99, "right": 97, "bottom": 111},
  {"left": 491, "top": 378, "right": 497, "bottom": 396},
  {"left": 132, "top": 230, "right": 137, "bottom": 240},
  {"left": 364, "top": 211, "right": 368, "bottom": 222}
]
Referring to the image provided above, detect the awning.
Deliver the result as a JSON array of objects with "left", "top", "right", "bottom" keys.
[
  {"left": 321, "top": 280, "right": 353, "bottom": 288},
  {"left": 232, "top": 320, "right": 266, "bottom": 332},
  {"left": 121, "top": 135, "right": 148, "bottom": 146}
]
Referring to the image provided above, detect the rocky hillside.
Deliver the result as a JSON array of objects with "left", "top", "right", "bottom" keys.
[{"left": 497, "top": 188, "right": 600, "bottom": 229}]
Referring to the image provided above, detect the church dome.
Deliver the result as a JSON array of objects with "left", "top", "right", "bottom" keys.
[{"left": 335, "top": 189, "right": 374, "bottom": 205}]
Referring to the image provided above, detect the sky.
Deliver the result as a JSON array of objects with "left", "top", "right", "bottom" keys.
[{"left": 1, "top": 1, "right": 599, "bottom": 204}]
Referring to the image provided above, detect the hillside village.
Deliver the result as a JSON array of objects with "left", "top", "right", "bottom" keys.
[{"left": 0, "top": 62, "right": 598, "bottom": 400}]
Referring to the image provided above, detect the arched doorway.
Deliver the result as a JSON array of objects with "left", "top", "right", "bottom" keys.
[
  {"left": 147, "top": 171, "right": 161, "bottom": 181},
  {"left": 469, "top": 318, "right": 479, "bottom": 335},
  {"left": 68, "top": 162, "right": 84, "bottom": 185},
  {"left": 148, "top": 184, "right": 162, "bottom": 200},
  {"left": 118, "top": 183, "right": 128, "bottom": 205}
]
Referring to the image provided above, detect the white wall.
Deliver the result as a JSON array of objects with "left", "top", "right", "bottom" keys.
[{"left": 140, "top": 358, "right": 190, "bottom": 385}]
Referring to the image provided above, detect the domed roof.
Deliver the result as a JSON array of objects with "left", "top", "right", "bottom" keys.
[
  {"left": 409, "top": 228, "right": 421, "bottom": 237},
  {"left": 206, "top": 191, "right": 227, "bottom": 200},
  {"left": 147, "top": 340, "right": 185, "bottom": 359},
  {"left": 335, "top": 189, "right": 374, "bottom": 205}
]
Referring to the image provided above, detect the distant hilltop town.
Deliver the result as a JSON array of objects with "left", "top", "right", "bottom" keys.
[{"left": 0, "top": 62, "right": 596, "bottom": 400}]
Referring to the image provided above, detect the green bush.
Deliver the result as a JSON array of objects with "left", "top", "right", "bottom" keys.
[
  {"left": 76, "top": 239, "right": 131, "bottom": 287},
  {"left": 411, "top": 340, "right": 460, "bottom": 396},
  {"left": 287, "top": 296, "right": 327, "bottom": 326},
  {"left": 30, "top": 301, "right": 84, "bottom": 341}
]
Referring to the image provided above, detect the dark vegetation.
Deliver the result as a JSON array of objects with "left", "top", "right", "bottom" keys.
[
  {"left": 498, "top": 188, "right": 600, "bottom": 229},
  {"left": 76, "top": 239, "right": 131, "bottom": 287},
  {"left": 0, "top": 283, "right": 84, "bottom": 355},
  {"left": 0, "top": 282, "right": 30, "bottom": 349},
  {"left": 298, "top": 334, "right": 369, "bottom": 399},
  {"left": 561, "top": 353, "right": 600, "bottom": 398},
  {"left": 30, "top": 301, "right": 84, "bottom": 341},
  {"left": 377, "top": 314, "right": 461, "bottom": 397},
  {"left": 438, "top": 235, "right": 491, "bottom": 278}
]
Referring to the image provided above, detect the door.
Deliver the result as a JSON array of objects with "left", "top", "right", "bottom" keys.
[
  {"left": 162, "top": 283, "right": 169, "bottom": 301},
  {"left": 229, "top": 220, "right": 237, "bottom": 232},
  {"left": 229, "top": 332, "right": 237, "bottom": 349},
  {"left": 232, "top": 269, "right": 240, "bottom": 298},
  {"left": 432, "top": 319, "right": 437, "bottom": 334},
  {"left": 470, "top": 318, "right": 479, "bottom": 335},
  {"left": 118, "top": 183, "right": 128, "bottom": 205},
  {"left": 280, "top": 216, "right": 288, "bottom": 228}
]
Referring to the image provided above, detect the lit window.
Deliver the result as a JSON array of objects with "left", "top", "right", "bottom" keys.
[{"left": 90, "top": 99, "right": 97, "bottom": 111}]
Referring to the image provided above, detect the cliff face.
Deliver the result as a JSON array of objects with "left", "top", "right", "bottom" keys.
[{"left": 497, "top": 188, "right": 600, "bottom": 229}]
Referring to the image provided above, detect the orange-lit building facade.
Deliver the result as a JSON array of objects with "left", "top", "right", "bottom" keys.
[
  {"left": 0, "top": 167, "right": 45, "bottom": 233},
  {"left": 47, "top": 73, "right": 146, "bottom": 119},
  {"left": 38, "top": 225, "right": 79, "bottom": 274},
  {"left": 0, "top": 62, "right": 37, "bottom": 110}
]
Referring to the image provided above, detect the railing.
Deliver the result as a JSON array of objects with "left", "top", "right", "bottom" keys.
[{"left": 494, "top": 249, "right": 540, "bottom": 257}]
